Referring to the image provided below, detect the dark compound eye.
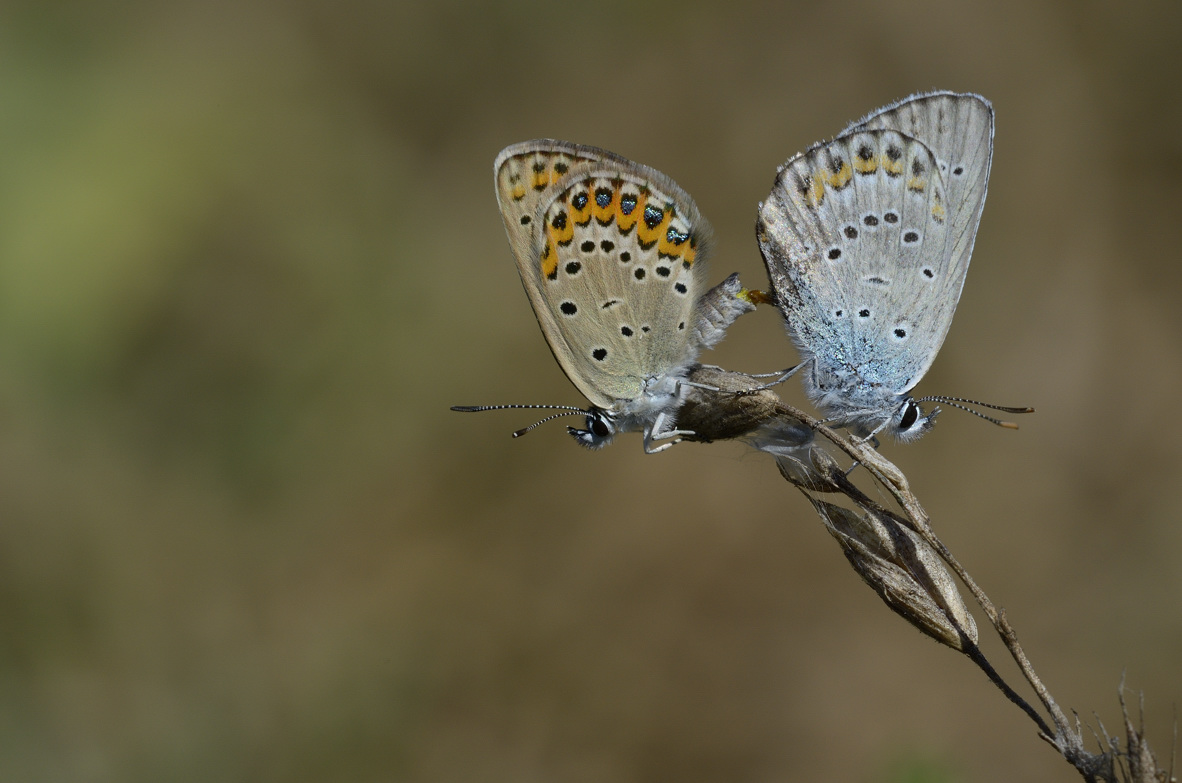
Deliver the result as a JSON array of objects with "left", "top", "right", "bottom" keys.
[
  {"left": 899, "top": 402, "right": 919, "bottom": 430},
  {"left": 591, "top": 417, "right": 610, "bottom": 437}
]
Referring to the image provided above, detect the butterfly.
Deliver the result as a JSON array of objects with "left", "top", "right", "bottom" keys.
[
  {"left": 757, "top": 91, "right": 1031, "bottom": 441},
  {"left": 454, "top": 140, "right": 768, "bottom": 452}
]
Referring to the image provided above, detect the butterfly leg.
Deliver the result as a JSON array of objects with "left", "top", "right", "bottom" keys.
[
  {"left": 676, "top": 379, "right": 721, "bottom": 393},
  {"left": 842, "top": 431, "right": 885, "bottom": 477},
  {"left": 862, "top": 419, "right": 889, "bottom": 444},
  {"left": 644, "top": 437, "right": 683, "bottom": 454},
  {"left": 643, "top": 411, "right": 696, "bottom": 454},
  {"left": 735, "top": 362, "right": 805, "bottom": 395}
]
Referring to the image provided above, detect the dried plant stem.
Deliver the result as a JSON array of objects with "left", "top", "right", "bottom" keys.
[
  {"left": 805, "top": 459, "right": 1055, "bottom": 737},
  {"left": 762, "top": 399, "right": 1172, "bottom": 782}
]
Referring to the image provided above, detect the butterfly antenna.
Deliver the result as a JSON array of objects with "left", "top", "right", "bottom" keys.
[
  {"left": 916, "top": 396, "right": 1035, "bottom": 430},
  {"left": 450, "top": 404, "right": 589, "bottom": 438},
  {"left": 511, "top": 410, "right": 591, "bottom": 438}
]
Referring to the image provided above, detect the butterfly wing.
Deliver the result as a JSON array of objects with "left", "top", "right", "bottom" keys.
[
  {"left": 759, "top": 130, "right": 951, "bottom": 405},
  {"left": 495, "top": 141, "right": 710, "bottom": 411},
  {"left": 758, "top": 93, "right": 992, "bottom": 410},
  {"left": 843, "top": 91, "right": 994, "bottom": 386},
  {"left": 494, "top": 140, "right": 614, "bottom": 282}
]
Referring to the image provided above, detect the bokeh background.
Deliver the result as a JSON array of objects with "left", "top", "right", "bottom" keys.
[{"left": 2, "top": 1, "right": 1179, "bottom": 781}]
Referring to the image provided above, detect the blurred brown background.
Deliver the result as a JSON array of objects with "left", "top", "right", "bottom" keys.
[{"left": 1, "top": 1, "right": 1179, "bottom": 781}]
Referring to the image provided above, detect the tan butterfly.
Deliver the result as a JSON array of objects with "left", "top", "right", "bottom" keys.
[{"left": 454, "top": 140, "right": 765, "bottom": 452}]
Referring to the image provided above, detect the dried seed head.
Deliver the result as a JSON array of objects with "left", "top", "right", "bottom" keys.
[
  {"left": 774, "top": 447, "right": 844, "bottom": 493},
  {"left": 676, "top": 366, "right": 811, "bottom": 444},
  {"left": 747, "top": 413, "right": 815, "bottom": 457},
  {"left": 809, "top": 498, "right": 978, "bottom": 650}
]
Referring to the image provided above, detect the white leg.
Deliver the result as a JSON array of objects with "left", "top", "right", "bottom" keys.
[
  {"left": 677, "top": 379, "right": 721, "bottom": 392},
  {"left": 844, "top": 424, "right": 885, "bottom": 476},
  {"left": 643, "top": 411, "right": 696, "bottom": 454},
  {"left": 645, "top": 438, "right": 682, "bottom": 454},
  {"left": 747, "top": 367, "right": 799, "bottom": 379},
  {"left": 739, "top": 362, "right": 804, "bottom": 393},
  {"left": 862, "top": 420, "right": 889, "bottom": 443}
]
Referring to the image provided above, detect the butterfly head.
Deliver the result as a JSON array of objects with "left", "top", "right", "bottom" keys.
[
  {"left": 566, "top": 408, "right": 616, "bottom": 449},
  {"left": 889, "top": 397, "right": 940, "bottom": 442},
  {"left": 879, "top": 394, "right": 1036, "bottom": 441}
]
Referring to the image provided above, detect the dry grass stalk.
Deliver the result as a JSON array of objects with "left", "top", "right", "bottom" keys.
[{"left": 720, "top": 389, "right": 1176, "bottom": 782}]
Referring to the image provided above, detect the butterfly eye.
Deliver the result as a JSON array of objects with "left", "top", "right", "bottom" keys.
[
  {"left": 893, "top": 400, "right": 941, "bottom": 443},
  {"left": 567, "top": 410, "right": 616, "bottom": 449},
  {"left": 590, "top": 416, "right": 611, "bottom": 438},
  {"left": 899, "top": 401, "right": 920, "bottom": 431}
]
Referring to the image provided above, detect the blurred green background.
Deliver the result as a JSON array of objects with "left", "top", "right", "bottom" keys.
[{"left": 1, "top": 1, "right": 1179, "bottom": 780}]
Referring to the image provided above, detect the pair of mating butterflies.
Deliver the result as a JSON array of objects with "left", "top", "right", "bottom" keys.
[{"left": 455, "top": 91, "right": 1030, "bottom": 451}]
